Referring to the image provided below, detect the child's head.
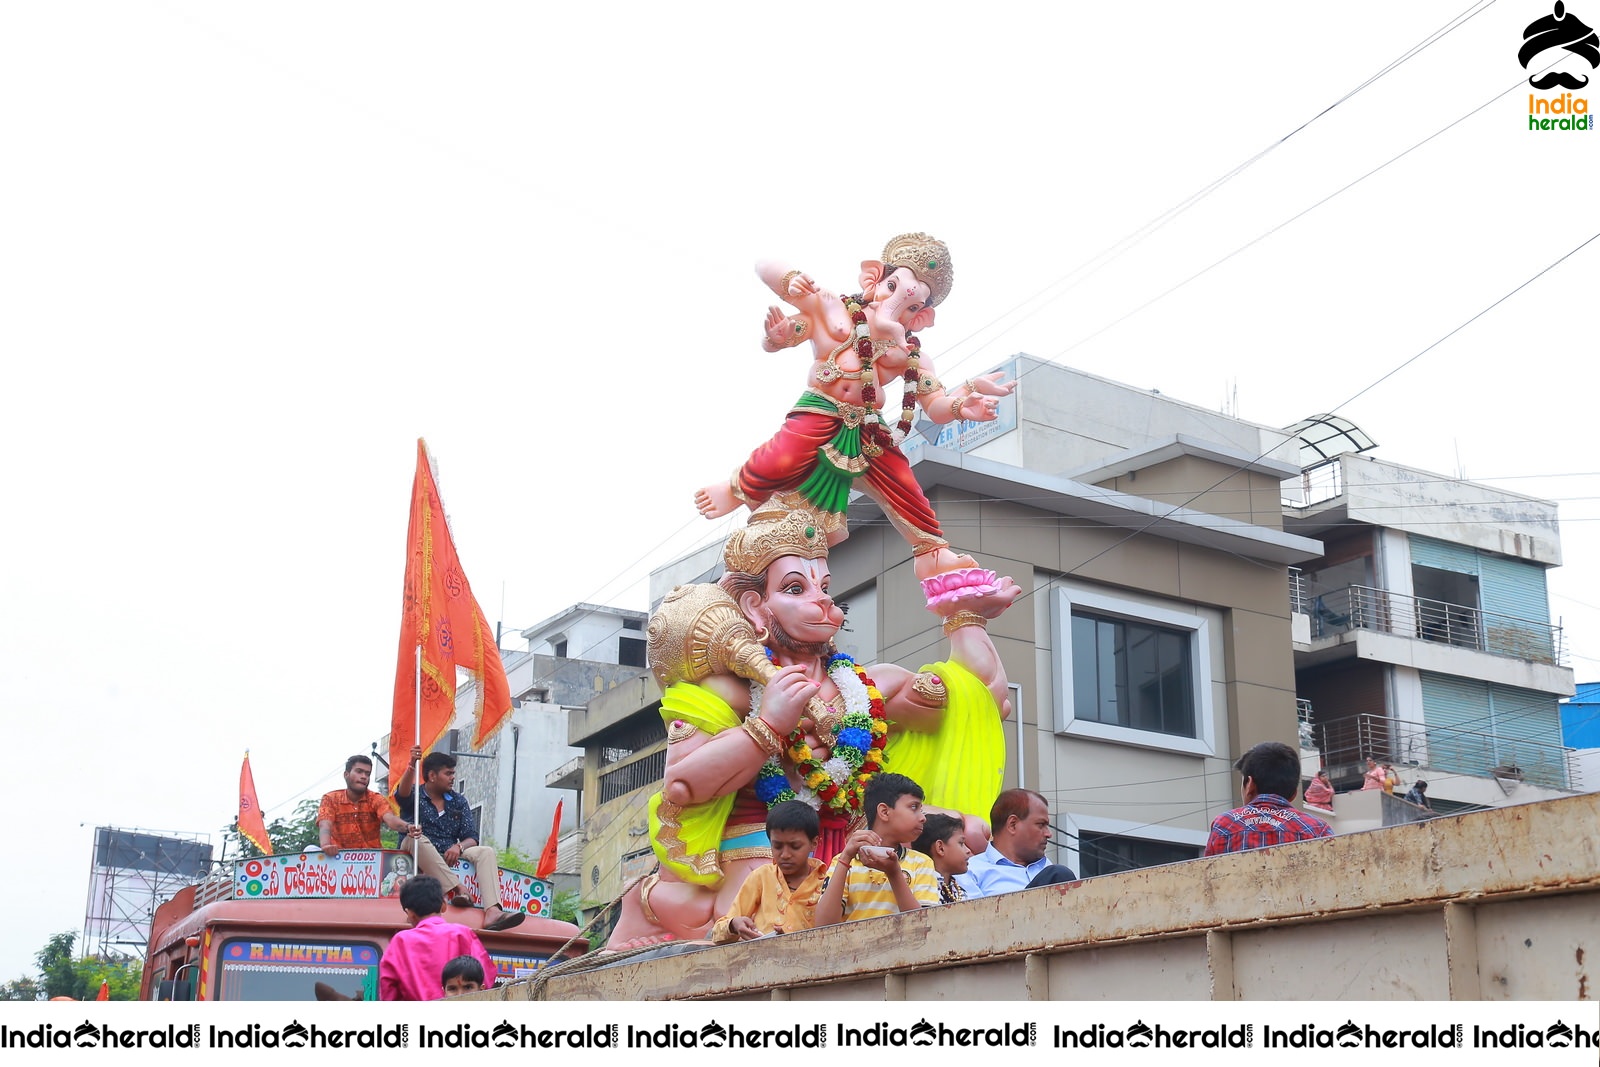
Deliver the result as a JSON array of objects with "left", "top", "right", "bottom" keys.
[
  {"left": 765, "top": 800, "right": 821, "bottom": 879},
  {"left": 913, "top": 813, "right": 972, "bottom": 876},
  {"left": 864, "top": 773, "right": 925, "bottom": 845},
  {"left": 441, "top": 954, "right": 485, "bottom": 996},
  {"left": 399, "top": 875, "right": 445, "bottom": 924}
]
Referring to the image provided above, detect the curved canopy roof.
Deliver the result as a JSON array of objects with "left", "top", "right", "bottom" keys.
[{"left": 1282, "top": 413, "right": 1377, "bottom": 469}]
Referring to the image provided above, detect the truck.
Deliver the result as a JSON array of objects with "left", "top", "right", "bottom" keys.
[{"left": 141, "top": 848, "right": 584, "bottom": 1000}]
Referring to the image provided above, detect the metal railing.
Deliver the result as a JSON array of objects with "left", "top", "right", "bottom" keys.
[
  {"left": 1288, "top": 567, "right": 1307, "bottom": 615},
  {"left": 1281, "top": 462, "right": 1344, "bottom": 508},
  {"left": 1302, "top": 584, "right": 1566, "bottom": 666},
  {"left": 1315, "top": 711, "right": 1578, "bottom": 792}
]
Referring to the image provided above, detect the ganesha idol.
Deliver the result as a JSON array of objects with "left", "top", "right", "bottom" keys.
[
  {"left": 695, "top": 232, "right": 1017, "bottom": 612},
  {"left": 606, "top": 498, "right": 1021, "bottom": 949}
]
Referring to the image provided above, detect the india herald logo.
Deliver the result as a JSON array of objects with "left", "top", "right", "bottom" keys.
[{"left": 1520, "top": 2, "right": 1599, "bottom": 89}]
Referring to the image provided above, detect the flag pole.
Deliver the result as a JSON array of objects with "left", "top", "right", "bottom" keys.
[{"left": 413, "top": 642, "right": 422, "bottom": 865}]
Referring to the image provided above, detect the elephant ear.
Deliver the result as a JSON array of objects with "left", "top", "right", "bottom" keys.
[
  {"left": 907, "top": 306, "right": 936, "bottom": 332},
  {"left": 858, "top": 259, "right": 887, "bottom": 294}
]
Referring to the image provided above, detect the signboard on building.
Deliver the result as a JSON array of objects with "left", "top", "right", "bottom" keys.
[
  {"left": 233, "top": 850, "right": 555, "bottom": 916},
  {"left": 900, "top": 357, "right": 1020, "bottom": 461}
]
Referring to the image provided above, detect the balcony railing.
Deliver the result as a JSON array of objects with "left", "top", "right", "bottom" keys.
[
  {"left": 1299, "top": 584, "right": 1566, "bottom": 667},
  {"left": 1315, "top": 712, "right": 1578, "bottom": 792},
  {"left": 1288, "top": 567, "right": 1308, "bottom": 616},
  {"left": 1281, "top": 461, "right": 1345, "bottom": 508}
]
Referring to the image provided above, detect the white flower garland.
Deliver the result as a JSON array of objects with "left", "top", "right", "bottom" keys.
[{"left": 748, "top": 657, "right": 871, "bottom": 810}]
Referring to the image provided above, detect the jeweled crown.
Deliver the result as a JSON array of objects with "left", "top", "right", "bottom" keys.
[
  {"left": 882, "top": 232, "right": 953, "bottom": 307},
  {"left": 722, "top": 506, "right": 828, "bottom": 577}
]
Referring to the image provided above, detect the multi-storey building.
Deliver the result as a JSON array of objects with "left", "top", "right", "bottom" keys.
[{"left": 1285, "top": 447, "right": 1577, "bottom": 814}]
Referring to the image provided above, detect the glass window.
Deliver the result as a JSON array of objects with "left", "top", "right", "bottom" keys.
[
  {"left": 1078, "top": 832, "right": 1200, "bottom": 878},
  {"left": 1071, "top": 611, "right": 1195, "bottom": 737},
  {"left": 216, "top": 938, "right": 380, "bottom": 1001}
]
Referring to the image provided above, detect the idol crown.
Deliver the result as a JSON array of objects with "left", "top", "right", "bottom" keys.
[
  {"left": 882, "top": 232, "right": 953, "bottom": 307},
  {"left": 723, "top": 507, "right": 828, "bottom": 577}
]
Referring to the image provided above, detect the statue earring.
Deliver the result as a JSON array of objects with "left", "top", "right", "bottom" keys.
[{"left": 754, "top": 625, "right": 771, "bottom": 645}]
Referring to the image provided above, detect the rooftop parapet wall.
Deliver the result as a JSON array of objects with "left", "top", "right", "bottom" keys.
[
  {"left": 1338, "top": 455, "right": 1561, "bottom": 566},
  {"left": 503, "top": 793, "right": 1600, "bottom": 1001}
]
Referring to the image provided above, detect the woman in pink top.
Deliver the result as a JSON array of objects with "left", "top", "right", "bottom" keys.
[{"left": 1362, "top": 758, "right": 1387, "bottom": 791}]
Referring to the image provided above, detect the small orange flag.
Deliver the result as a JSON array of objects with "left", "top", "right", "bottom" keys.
[
  {"left": 390, "top": 440, "right": 512, "bottom": 779},
  {"left": 536, "top": 799, "right": 563, "bottom": 879},
  {"left": 238, "top": 751, "right": 273, "bottom": 856},
  {"left": 95, "top": 979, "right": 110, "bottom": 1001}
]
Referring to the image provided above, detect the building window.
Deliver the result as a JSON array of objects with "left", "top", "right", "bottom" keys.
[
  {"left": 618, "top": 636, "right": 646, "bottom": 668},
  {"left": 1052, "top": 586, "right": 1215, "bottom": 757},
  {"left": 599, "top": 749, "right": 666, "bottom": 803},
  {"left": 553, "top": 639, "right": 568, "bottom": 659},
  {"left": 1071, "top": 612, "right": 1194, "bottom": 737},
  {"left": 1077, "top": 832, "right": 1201, "bottom": 878}
]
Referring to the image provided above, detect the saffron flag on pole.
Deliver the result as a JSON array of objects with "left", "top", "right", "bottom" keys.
[
  {"left": 536, "top": 799, "right": 563, "bottom": 879},
  {"left": 390, "top": 439, "right": 512, "bottom": 778},
  {"left": 238, "top": 751, "right": 273, "bottom": 856}
]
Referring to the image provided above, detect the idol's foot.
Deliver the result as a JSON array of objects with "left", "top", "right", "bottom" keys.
[
  {"left": 604, "top": 933, "right": 676, "bottom": 953},
  {"left": 914, "top": 547, "right": 979, "bottom": 581},
  {"left": 694, "top": 483, "right": 740, "bottom": 519}
]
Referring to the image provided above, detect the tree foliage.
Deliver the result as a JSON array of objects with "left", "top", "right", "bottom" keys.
[
  {"left": 0, "top": 932, "right": 142, "bottom": 1001},
  {"left": 225, "top": 797, "right": 320, "bottom": 859}
]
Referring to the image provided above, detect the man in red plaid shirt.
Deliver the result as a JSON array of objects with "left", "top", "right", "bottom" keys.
[{"left": 1204, "top": 741, "right": 1333, "bottom": 856}]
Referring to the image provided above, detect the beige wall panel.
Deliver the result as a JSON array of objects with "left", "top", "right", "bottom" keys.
[
  {"left": 1061, "top": 528, "right": 1182, "bottom": 599},
  {"left": 1176, "top": 547, "right": 1291, "bottom": 617},
  {"left": 1103, "top": 457, "right": 1263, "bottom": 525},
  {"left": 879, "top": 556, "right": 933, "bottom": 646},
  {"left": 830, "top": 521, "right": 892, "bottom": 594},
  {"left": 1030, "top": 645, "right": 1059, "bottom": 793},
  {"left": 1226, "top": 682, "right": 1301, "bottom": 769},
  {"left": 1249, "top": 472, "right": 1285, "bottom": 529},
  {"left": 905, "top": 959, "right": 1028, "bottom": 1000},
  {"left": 1047, "top": 936, "right": 1213, "bottom": 1000},
  {"left": 978, "top": 499, "right": 1062, "bottom": 572},
  {"left": 1223, "top": 608, "right": 1299, "bottom": 692},
  {"left": 1231, "top": 912, "right": 1452, "bottom": 1000},
  {"left": 1472, "top": 895, "right": 1600, "bottom": 1000},
  {"left": 926, "top": 485, "right": 982, "bottom": 559}
]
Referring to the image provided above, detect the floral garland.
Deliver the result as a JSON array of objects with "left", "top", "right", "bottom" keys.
[
  {"left": 840, "top": 295, "right": 921, "bottom": 439},
  {"left": 751, "top": 652, "right": 889, "bottom": 817}
]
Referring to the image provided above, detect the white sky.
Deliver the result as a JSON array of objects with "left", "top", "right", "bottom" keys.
[{"left": 1, "top": 1, "right": 1596, "bottom": 982}]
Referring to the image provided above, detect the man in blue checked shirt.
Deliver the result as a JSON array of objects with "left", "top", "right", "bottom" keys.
[
  {"left": 1203, "top": 741, "right": 1333, "bottom": 857},
  {"left": 395, "top": 747, "right": 524, "bottom": 931}
]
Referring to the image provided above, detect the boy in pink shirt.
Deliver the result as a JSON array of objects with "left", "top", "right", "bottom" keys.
[{"left": 379, "top": 876, "right": 496, "bottom": 1001}]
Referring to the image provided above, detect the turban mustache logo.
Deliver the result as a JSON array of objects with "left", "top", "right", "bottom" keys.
[{"left": 1520, "top": 1, "right": 1600, "bottom": 90}]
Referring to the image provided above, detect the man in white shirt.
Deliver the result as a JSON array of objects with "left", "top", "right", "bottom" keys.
[{"left": 955, "top": 788, "right": 1076, "bottom": 898}]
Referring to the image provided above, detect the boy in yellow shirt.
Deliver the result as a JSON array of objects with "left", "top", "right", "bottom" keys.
[
  {"left": 710, "top": 801, "right": 827, "bottom": 942},
  {"left": 815, "top": 773, "right": 940, "bottom": 924}
]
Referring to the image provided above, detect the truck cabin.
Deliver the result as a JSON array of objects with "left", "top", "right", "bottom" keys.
[{"left": 142, "top": 848, "right": 582, "bottom": 1001}]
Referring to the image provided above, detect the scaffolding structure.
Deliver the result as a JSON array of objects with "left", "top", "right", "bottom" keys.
[{"left": 82, "top": 827, "right": 213, "bottom": 958}]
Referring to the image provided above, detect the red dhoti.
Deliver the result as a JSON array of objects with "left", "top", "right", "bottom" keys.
[{"left": 734, "top": 406, "right": 944, "bottom": 548}]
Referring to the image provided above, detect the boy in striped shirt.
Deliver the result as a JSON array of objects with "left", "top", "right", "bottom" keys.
[{"left": 815, "top": 773, "right": 940, "bottom": 924}]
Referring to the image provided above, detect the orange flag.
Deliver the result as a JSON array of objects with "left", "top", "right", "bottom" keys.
[
  {"left": 536, "top": 799, "right": 563, "bottom": 879},
  {"left": 238, "top": 751, "right": 273, "bottom": 856},
  {"left": 390, "top": 439, "right": 511, "bottom": 780},
  {"left": 95, "top": 979, "right": 110, "bottom": 1002}
]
